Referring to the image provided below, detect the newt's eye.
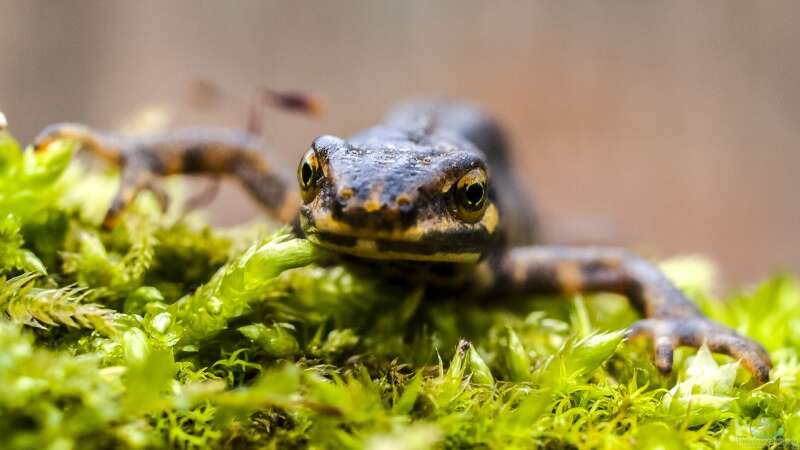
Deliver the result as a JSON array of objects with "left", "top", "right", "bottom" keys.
[
  {"left": 298, "top": 148, "right": 321, "bottom": 202},
  {"left": 454, "top": 168, "right": 488, "bottom": 222}
]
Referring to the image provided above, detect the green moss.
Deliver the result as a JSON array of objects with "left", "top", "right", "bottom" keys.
[{"left": 0, "top": 131, "right": 798, "bottom": 449}]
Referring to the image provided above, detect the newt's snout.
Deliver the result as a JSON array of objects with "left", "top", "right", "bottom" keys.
[{"left": 331, "top": 185, "right": 418, "bottom": 230}]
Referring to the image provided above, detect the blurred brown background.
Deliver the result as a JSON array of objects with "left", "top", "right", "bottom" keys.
[{"left": 1, "top": 1, "right": 798, "bottom": 285}]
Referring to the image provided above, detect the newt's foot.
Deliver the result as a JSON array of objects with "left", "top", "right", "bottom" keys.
[
  {"left": 628, "top": 317, "right": 772, "bottom": 383},
  {"left": 102, "top": 164, "right": 170, "bottom": 229}
]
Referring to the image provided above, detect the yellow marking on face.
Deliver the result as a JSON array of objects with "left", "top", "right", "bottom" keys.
[
  {"left": 440, "top": 179, "right": 455, "bottom": 193},
  {"left": 362, "top": 185, "right": 384, "bottom": 212},
  {"left": 306, "top": 233, "right": 481, "bottom": 263},
  {"left": 363, "top": 199, "right": 381, "bottom": 212},
  {"left": 308, "top": 208, "right": 489, "bottom": 242},
  {"left": 480, "top": 204, "right": 499, "bottom": 234},
  {"left": 320, "top": 153, "right": 331, "bottom": 178},
  {"left": 456, "top": 168, "right": 486, "bottom": 191},
  {"left": 306, "top": 198, "right": 499, "bottom": 241},
  {"left": 338, "top": 186, "right": 354, "bottom": 200},
  {"left": 355, "top": 238, "right": 379, "bottom": 253},
  {"left": 309, "top": 209, "right": 423, "bottom": 241},
  {"left": 396, "top": 193, "right": 411, "bottom": 206}
]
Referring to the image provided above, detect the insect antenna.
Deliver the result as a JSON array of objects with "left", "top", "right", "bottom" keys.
[
  {"left": 186, "top": 79, "right": 324, "bottom": 137},
  {"left": 247, "top": 87, "right": 325, "bottom": 136}
]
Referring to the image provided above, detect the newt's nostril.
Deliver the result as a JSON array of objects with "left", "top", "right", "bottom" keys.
[{"left": 330, "top": 186, "right": 418, "bottom": 229}]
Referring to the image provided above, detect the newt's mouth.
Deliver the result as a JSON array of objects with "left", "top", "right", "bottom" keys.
[
  {"left": 305, "top": 230, "right": 482, "bottom": 263},
  {"left": 299, "top": 207, "right": 489, "bottom": 263}
]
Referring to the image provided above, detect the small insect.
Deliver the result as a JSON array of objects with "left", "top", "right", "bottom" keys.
[
  {"left": 0, "top": 111, "right": 7, "bottom": 130},
  {"left": 34, "top": 96, "right": 772, "bottom": 382}
]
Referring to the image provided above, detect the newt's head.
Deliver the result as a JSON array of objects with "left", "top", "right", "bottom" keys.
[{"left": 297, "top": 129, "right": 500, "bottom": 262}]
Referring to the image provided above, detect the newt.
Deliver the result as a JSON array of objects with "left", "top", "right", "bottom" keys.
[{"left": 34, "top": 98, "right": 772, "bottom": 382}]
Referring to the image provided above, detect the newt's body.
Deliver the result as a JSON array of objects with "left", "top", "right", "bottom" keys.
[{"left": 35, "top": 99, "right": 772, "bottom": 382}]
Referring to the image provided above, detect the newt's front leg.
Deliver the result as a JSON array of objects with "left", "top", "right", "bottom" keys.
[
  {"left": 488, "top": 246, "right": 771, "bottom": 382},
  {"left": 33, "top": 124, "right": 298, "bottom": 229},
  {"left": 33, "top": 89, "right": 318, "bottom": 229}
]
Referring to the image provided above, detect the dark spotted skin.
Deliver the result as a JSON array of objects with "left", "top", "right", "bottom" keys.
[{"left": 34, "top": 100, "right": 772, "bottom": 382}]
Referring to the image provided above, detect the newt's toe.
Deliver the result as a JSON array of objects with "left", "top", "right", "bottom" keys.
[{"left": 628, "top": 317, "right": 772, "bottom": 383}]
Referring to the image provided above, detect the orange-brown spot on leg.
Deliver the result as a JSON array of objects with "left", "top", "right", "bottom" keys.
[
  {"left": 158, "top": 151, "right": 185, "bottom": 175},
  {"left": 34, "top": 124, "right": 123, "bottom": 165},
  {"left": 176, "top": 144, "right": 234, "bottom": 175},
  {"left": 556, "top": 262, "right": 584, "bottom": 295},
  {"left": 0, "top": 112, "right": 7, "bottom": 130},
  {"left": 161, "top": 152, "right": 186, "bottom": 175},
  {"left": 209, "top": 146, "right": 240, "bottom": 171},
  {"left": 102, "top": 213, "right": 120, "bottom": 230}
]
